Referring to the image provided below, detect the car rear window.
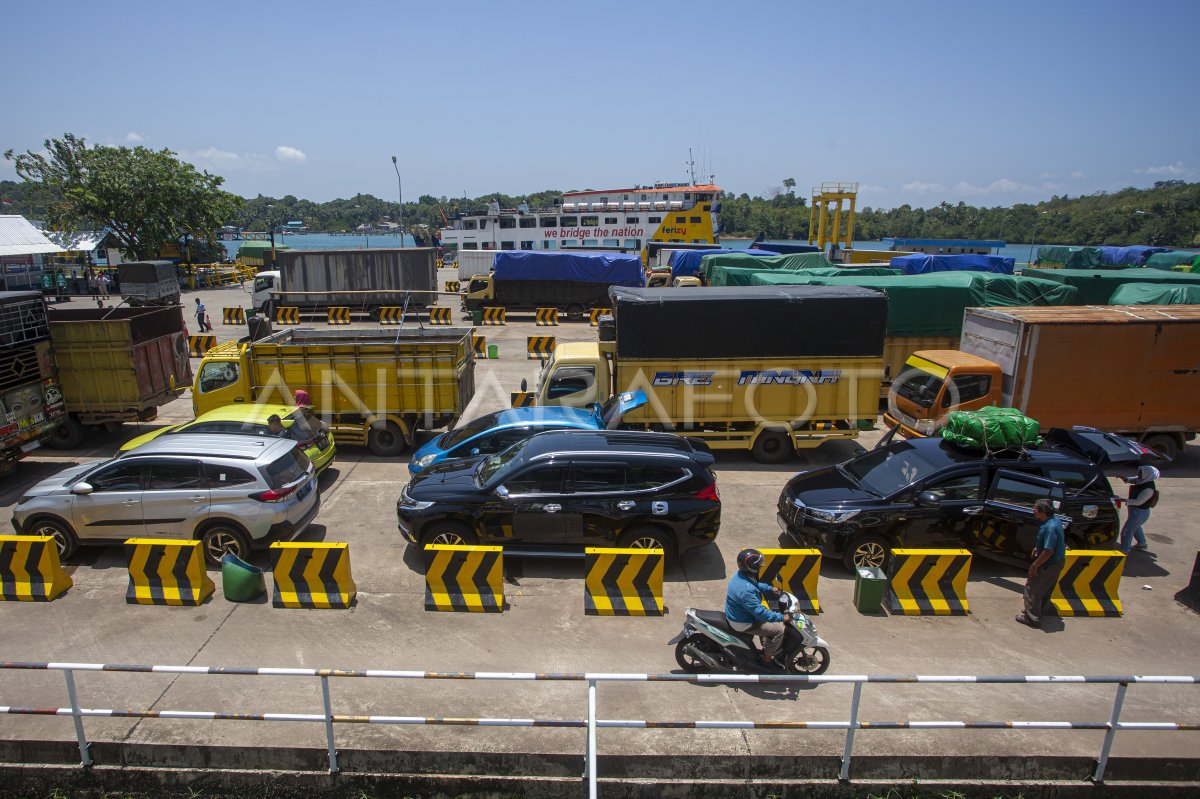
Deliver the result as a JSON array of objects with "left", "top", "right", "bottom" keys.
[
  {"left": 262, "top": 448, "right": 311, "bottom": 488},
  {"left": 285, "top": 409, "right": 318, "bottom": 441}
]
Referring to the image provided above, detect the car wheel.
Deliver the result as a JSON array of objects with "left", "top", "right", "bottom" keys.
[
  {"left": 842, "top": 533, "right": 890, "bottom": 573},
  {"left": 421, "top": 522, "right": 478, "bottom": 548},
  {"left": 26, "top": 517, "right": 79, "bottom": 561},
  {"left": 751, "top": 430, "right": 792, "bottom": 464},
  {"left": 1143, "top": 433, "right": 1180, "bottom": 463},
  {"left": 618, "top": 525, "right": 672, "bottom": 553},
  {"left": 199, "top": 522, "right": 250, "bottom": 567},
  {"left": 45, "top": 416, "right": 86, "bottom": 450},
  {"left": 786, "top": 645, "right": 830, "bottom": 675},
  {"left": 368, "top": 421, "right": 407, "bottom": 457}
]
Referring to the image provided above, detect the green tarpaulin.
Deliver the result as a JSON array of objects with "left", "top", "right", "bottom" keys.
[
  {"left": 941, "top": 407, "right": 1041, "bottom": 450},
  {"left": 698, "top": 251, "right": 834, "bottom": 280},
  {"left": 705, "top": 264, "right": 899, "bottom": 286},
  {"left": 1144, "top": 252, "right": 1200, "bottom": 271},
  {"left": 1036, "top": 246, "right": 1102, "bottom": 268},
  {"left": 748, "top": 272, "right": 1081, "bottom": 337},
  {"left": 1026, "top": 267, "right": 1200, "bottom": 304},
  {"left": 1107, "top": 283, "right": 1200, "bottom": 305}
]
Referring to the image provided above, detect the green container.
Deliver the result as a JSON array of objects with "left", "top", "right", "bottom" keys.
[
  {"left": 221, "top": 554, "right": 265, "bottom": 602},
  {"left": 487, "top": 343, "right": 499, "bottom": 359},
  {"left": 471, "top": 309, "right": 484, "bottom": 326},
  {"left": 853, "top": 566, "right": 887, "bottom": 614}
]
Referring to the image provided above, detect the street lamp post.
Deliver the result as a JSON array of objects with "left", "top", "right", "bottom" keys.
[
  {"left": 1029, "top": 210, "right": 1050, "bottom": 268},
  {"left": 391, "top": 156, "right": 403, "bottom": 245}
]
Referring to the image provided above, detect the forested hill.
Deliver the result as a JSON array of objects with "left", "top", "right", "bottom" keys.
[{"left": 3, "top": 179, "right": 1196, "bottom": 248}]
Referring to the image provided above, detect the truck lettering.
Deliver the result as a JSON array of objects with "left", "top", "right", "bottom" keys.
[
  {"left": 653, "top": 371, "right": 714, "bottom": 387},
  {"left": 737, "top": 370, "right": 842, "bottom": 386}
]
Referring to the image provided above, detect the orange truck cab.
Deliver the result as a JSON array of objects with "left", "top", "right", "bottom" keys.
[{"left": 883, "top": 351, "right": 1001, "bottom": 437}]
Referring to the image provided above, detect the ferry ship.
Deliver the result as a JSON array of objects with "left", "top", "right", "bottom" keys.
[{"left": 438, "top": 181, "right": 722, "bottom": 263}]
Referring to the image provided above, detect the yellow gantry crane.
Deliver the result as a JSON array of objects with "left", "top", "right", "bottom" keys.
[{"left": 808, "top": 182, "right": 859, "bottom": 252}]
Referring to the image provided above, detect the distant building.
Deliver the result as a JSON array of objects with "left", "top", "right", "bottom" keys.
[{"left": 0, "top": 215, "right": 63, "bottom": 290}]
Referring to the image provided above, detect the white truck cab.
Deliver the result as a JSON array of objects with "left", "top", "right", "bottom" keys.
[{"left": 252, "top": 270, "right": 279, "bottom": 312}]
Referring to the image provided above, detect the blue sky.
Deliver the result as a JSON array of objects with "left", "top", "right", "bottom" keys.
[{"left": 3, "top": 0, "right": 1197, "bottom": 209}]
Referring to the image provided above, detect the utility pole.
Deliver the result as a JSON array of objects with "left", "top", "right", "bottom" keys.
[{"left": 391, "top": 156, "right": 404, "bottom": 245}]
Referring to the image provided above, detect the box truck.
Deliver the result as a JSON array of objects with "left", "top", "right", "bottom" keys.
[{"left": 252, "top": 248, "right": 438, "bottom": 318}]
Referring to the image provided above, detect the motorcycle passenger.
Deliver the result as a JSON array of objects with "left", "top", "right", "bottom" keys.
[{"left": 725, "top": 548, "right": 791, "bottom": 668}]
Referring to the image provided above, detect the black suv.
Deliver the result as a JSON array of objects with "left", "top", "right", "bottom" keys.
[
  {"left": 777, "top": 435, "right": 1126, "bottom": 571},
  {"left": 396, "top": 430, "right": 721, "bottom": 556}
]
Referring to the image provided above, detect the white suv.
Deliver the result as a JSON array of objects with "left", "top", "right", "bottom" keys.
[{"left": 11, "top": 434, "right": 319, "bottom": 566}]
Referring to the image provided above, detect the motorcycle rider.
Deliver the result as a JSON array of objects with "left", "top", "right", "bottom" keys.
[{"left": 725, "top": 548, "right": 791, "bottom": 669}]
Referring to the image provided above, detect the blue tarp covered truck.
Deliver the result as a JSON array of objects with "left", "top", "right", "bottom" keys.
[{"left": 463, "top": 251, "right": 646, "bottom": 317}]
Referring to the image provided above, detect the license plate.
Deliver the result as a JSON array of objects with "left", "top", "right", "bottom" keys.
[
  {"left": 296, "top": 480, "right": 313, "bottom": 501},
  {"left": 20, "top": 440, "right": 41, "bottom": 454},
  {"left": 776, "top": 513, "right": 789, "bottom": 532}
]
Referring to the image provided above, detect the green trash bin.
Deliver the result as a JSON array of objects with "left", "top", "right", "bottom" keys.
[
  {"left": 853, "top": 566, "right": 887, "bottom": 614},
  {"left": 471, "top": 309, "right": 484, "bottom": 326},
  {"left": 487, "top": 343, "right": 499, "bottom": 359},
  {"left": 221, "top": 554, "right": 265, "bottom": 602}
]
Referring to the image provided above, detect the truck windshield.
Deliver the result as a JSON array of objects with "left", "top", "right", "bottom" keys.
[
  {"left": 253, "top": 275, "right": 273, "bottom": 293},
  {"left": 477, "top": 438, "right": 530, "bottom": 485},
  {"left": 843, "top": 444, "right": 941, "bottom": 496},
  {"left": 893, "top": 367, "right": 944, "bottom": 409}
]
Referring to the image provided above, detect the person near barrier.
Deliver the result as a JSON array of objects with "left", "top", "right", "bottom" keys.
[
  {"left": 1016, "top": 498, "right": 1065, "bottom": 629},
  {"left": 194, "top": 297, "right": 214, "bottom": 332},
  {"left": 725, "top": 548, "right": 790, "bottom": 668},
  {"left": 1118, "top": 465, "right": 1160, "bottom": 553}
]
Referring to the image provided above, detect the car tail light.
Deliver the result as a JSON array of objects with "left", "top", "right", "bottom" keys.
[
  {"left": 695, "top": 483, "right": 720, "bottom": 502},
  {"left": 251, "top": 483, "right": 301, "bottom": 502}
]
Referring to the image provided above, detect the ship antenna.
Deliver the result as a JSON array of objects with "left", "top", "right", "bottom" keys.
[{"left": 687, "top": 148, "right": 697, "bottom": 185}]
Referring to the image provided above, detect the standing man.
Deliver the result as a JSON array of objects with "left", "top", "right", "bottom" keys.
[
  {"left": 1118, "top": 465, "right": 1160, "bottom": 553},
  {"left": 1016, "top": 498, "right": 1066, "bottom": 629},
  {"left": 194, "top": 297, "right": 213, "bottom": 332}
]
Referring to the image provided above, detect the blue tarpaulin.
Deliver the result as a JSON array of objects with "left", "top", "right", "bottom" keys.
[
  {"left": 669, "top": 248, "right": 778, "bottom": 279},
  {"left": 890, "top": 253, "right": 1015, "bottom": 275},
  {"left": 1099, "top": 245, "right": 1172, "bottom": 267},
  {"left": 492, "top": 250, "right": 645, "bottom": 286}
]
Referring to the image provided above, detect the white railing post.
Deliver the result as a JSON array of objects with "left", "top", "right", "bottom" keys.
[
  {"left": 320, "top": 675, "right": 338, "bottom": 774},
  {"left": 839, "top": 681, "right": 863, "bottom": 782},
  {"left": 1093, "top": 681, "right": 1128, "bottom": 783},
  {"left": 62, "top": 669, "right": 91, "bottom": 767},
  {"left": 586, "top": 678, "right": 598, "bottom": 799}
]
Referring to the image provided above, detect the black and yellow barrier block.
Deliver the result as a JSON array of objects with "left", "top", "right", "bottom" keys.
[
  {"left": 887, "top": 548, "right": 971, "bottom": 616},
  {"left": 378, "top": 306, "right": 404, "bottom": 325},
  {"left": 510, "top": 391, "right": 535, "bottom": 407},
  {"left": 1176, "top": 551, "right": 1200, "bottom": 612},
  {"left": 222, "top": 307, "right": 246, "bottom": 325},
  {"left": 584, "top": 547, "right": 664, "bottom": 616},
  {"left": 590, "top": 308, "right": 612, "bottom": 326},
  {"left": 472, "top": 335, "right": 488, "bottom": 359},
  {"left": 270, "top": 542, "right": 356, "bottom": 609},
  {"left": 423, "top": 544, "right": 504, "bottom": 612},
  {"left": 326, "top": 306, "right": 350, "bottom": 325},
  {"left": 124, "top": 538, "right": 214, "bottom": 606},
  {"left": 757, "top": 548, "right": 822, "bottom": 614},
  {"left": 482, "top": 306, "right": 506, "bottom": 325},
  {"left": 527, "top": 336, "right": 556, "bottom": 360},
  {"left": 535, "top": 307, "right": 559, "bottom": 326},
  {"left": 0, "top": 535, "right": 72, "bottom": 602},
  {"left": 1051, "top": 550, "right": 1125, "bottom": 617},
  {"left": 445, "top": 280, "right": 461, "bottom": 293},
  {"left": 188, "top": 334, "right": 216, "bottom": 358},
  {"left": 275, "top": 306, "right": 300, "bottom": 325},
  {"left": 429, "top": 307, "right": 453, "bottom": 325}
]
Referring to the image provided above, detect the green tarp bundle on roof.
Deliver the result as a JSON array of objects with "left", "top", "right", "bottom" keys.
[
  {"left": 1144, "top": 252, "right": 1200, "bottom": 272},
  {"left": 1036, "top": 246, "right": 1102, "bottom": 268},
  {"left": 698, "top": 251, "right": 835, "bottom": 280},
  {"left": 747, "top": 272, "right": 1081, "bottom": 337},
  {"left": 1026, "top": 267, "right": 1200, "bottom": 304},
  {"left": 705, "top": 264, "right": 899, "bottom": 286},
  {"left": 1107, "top": 283, "right": 1200, "bottom": 305},
  {"left": 237, "top": 240, "right": 289, "bottom": 252}
]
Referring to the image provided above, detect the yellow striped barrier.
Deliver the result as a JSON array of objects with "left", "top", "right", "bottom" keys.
[
  {"left": 1051, "top": 550, "right": 1125, "bottom": 617},
  {"left": 275, "top": 306, "right": 300, "bottom": 325},
  {"left": 510, "top": 391, "right": 536, "bottom": 407},
  {"left": 222, "top": 307, "right": 246, "bottom": 325},
  {"left": 757, "top": 548, "right": 822, "bottom": 614},
  {"left": 482, "top": 307, "right": 506, "bottom": 325},
  {"left": 590, "top": 308, "right": 612, "bottom": 326},
  {"left": 423, "top": 544, "right": 503, "bottom": 612},
  {"left": 428, "top": 307, "right": 453, "bottom": 325},
  {"left": 886, "top": 548, "right": 971, "bottom": 616},
  {"left": 445, "top": 280, "right": 461, "bottom": 293},
  {"left": 125, "top": 539, "right": 214, "bottom": 606},
  {"left": 527, "top": 336, "right": 556, "bottom": 360},
  {"left": 535, "top": 307, "right": 559, "bottom": 326},
  {"left": 584, "top": 547, "right": 664, "bottom": 616},
  {"left": 188, "top": 334, "right": 216, "bottom": 358},
  {"left": 0, "top": 535, "right": 72, "bottom": 602},
  {"left": 378, "top": 306, "right": 404, "bottom": 325},
  {"left": 326, "top": 306, "right": 350, "bottom": 325},
  {"left": 270, "top": 542, "right": 356, "bottom": 609},
  {"left": 471, "top": 334, "right": 488, "bottom": 359}
]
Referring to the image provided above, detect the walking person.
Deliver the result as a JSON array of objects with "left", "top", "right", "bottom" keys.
[
  {"left": 1016, "top": 498, "right": 1066, "bottom": 629},
  {"left": 194, "top": 297, "right": 214, "bottom": 332},
  {"left": 1118, "top": 465, "right": 1160, "bottom": 553}
]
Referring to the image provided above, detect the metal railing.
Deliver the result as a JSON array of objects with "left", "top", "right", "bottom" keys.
[{"left": 1, "top": 661, "right": 1197, "bottom": 797}]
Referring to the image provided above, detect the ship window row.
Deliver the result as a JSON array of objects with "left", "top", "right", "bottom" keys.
[{"left": 469, "top": 212, "right": 710, "bottom": 231}]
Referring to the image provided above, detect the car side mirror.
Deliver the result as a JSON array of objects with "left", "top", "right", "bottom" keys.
[
  {"left": 470, "top": 448, "right": 481, "bottom": 456},
  {"left": 495, "top": 485, "right": 509, "bottom": 498},
  {"left": 916, "top": 490, "right": 940, "bottom": 506},
  {"left": 71, "top": 482, "right": 94, "bottom": 496}
]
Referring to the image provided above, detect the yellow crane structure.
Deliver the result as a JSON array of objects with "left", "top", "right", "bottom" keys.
[{"left": 808, "top": 182, "right": 859, "bottom": 253}]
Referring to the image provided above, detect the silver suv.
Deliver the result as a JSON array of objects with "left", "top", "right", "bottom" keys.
[{"left": 11, "top": 434, "right": 319, "bottom": 566}]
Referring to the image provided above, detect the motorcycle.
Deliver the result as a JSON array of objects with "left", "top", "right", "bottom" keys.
[{"left": 668, "top": 591, "right": 831, "bottom": 675}]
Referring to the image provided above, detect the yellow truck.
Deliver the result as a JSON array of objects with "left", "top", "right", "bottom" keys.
[
  {"left": 193, "top": 327, "right": 475, "bottom": 456},
  {"left": 525, "top": 286, "right": 886, "bottom": 462}
]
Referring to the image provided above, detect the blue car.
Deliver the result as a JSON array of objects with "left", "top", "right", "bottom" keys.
[{"left": 409, "top": 391, "right": 648, "bottom": 475}]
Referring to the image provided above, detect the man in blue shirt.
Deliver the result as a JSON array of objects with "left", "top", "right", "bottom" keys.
[
  {"left": 1016, "top": 498, "right": 1066, "bottom": 628},
  {"left": 726, "top": 549, "right": 792, "bottom": 668}
]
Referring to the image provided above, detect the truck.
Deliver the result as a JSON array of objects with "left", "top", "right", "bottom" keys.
[
  {"left": 883, "top": 305, "right": 1200, "bottom": 461},
  {"left": 0, "top": 292, "right": 67, "bottom": 473},
  {"left": 117, "top": 261, "right": 181, "bottom": 306},
  {"left": 192, "top": 327, "right": 476, "bottom": 456},
  {"left": 251, "top": 248, "right": 438, "bottom": 318},
  {"left": 44, "top": 305, "right": 193, "bottom": 449},
  {"left": 525, "top": 286, "right": 887, "bottom": 462},
  {"left": 463, "top": 251, "right": 645, "bottom": 319}
]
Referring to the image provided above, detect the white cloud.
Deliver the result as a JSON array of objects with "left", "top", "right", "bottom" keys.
[
  {"left": 1070, "top": 170, "right": 1086, "bottom": 179},
  {"left": 275, "top": 145, "right": 307, "bottom": 162},
  {"left": 901, "top": 181, "right": 945, "bottom": 193},
  {"left": 1038, "top": 172, "right": 1057, "bottom": 180},
  {"left": 857, "top": 184, "right": 888, "bottom": 195},
  {"left": 180, "top": 147, "right": 277, "bottom": 174},
  {"left": 124, "top": 132, "right": 145, "bottom": 143},
  {"left": 1135, "top": 161, "right": 1186, "bottom": 175}
]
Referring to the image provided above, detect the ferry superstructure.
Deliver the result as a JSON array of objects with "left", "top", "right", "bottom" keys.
[{"left": 439, "top": 182, "right": 721, "bottom": 262}]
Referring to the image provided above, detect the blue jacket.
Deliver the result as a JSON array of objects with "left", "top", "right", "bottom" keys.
[{"left": 725, "top": 571, "right": 784, "bottom": 625}]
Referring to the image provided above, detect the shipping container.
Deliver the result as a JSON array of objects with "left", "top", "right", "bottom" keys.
[
  {"left": 456, "top": 250, "right": 497, "bottom": 282},
  {"left": 254, "top": 248, "right": 438, "bottom": 316},
  {"left": 117, "top": 261, "right": 181, "bottom": 306}
]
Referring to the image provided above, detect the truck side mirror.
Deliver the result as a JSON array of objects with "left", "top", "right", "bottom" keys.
[{"left": 520, "top": 379, "right": 528, "bottom": 392}]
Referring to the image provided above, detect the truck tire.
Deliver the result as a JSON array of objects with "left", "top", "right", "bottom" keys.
[
  {"left": 751, "top": 430, "right": 793, "bottom": 464},
  {"left": 565, "top": 304, "right": 585, "bottom": 321},
  {"left": 368, "top": 421, "right": 407, "bottom": 457},
  {"left": 1143, "top": 433, "right": 1181, "bottom": 463},
  {"left": 46, "top": 416, "right": 86, "bottom": 450}
]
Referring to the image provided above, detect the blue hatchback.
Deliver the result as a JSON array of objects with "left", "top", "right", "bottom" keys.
[{"left": 409, "top": 391, "right": 648, "bottom": 475}]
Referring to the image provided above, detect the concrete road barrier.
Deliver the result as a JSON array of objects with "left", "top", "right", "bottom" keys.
[
  {"left": 423, "top": 544, "right": 503, "bottom": 612},
  {"left": 510, "top": 392, "right": 535, "bottom": 407},
  {"left": 471, "top": 335, "right": 488, "bottom": 359},
  {"left": 527, "top": 336, "right": 556, "bottom": 360},
  {"left": 378, "top": 306, "right": 404, "bottom": 325},
  {"left": 590, "top": 308, "right": 612, "bottom": 326},
  {"left": 0, "top": 535, "right": 72, "bottom": 602},
  {"left": 535, "top": 307, "right": 559, "bottom": 326},
  {"left": 428, "top": 307, "right": 453, "bottom": 325},
  {"left": 125, "top": 538, "right": 214, "bottom": 606},
  {"left": 584, "top": 547, "right": 664, "bottom": 616},
  {"left": 275, "top": 306, "right": 300, "bottom": 325},
  {"left": 1051, "top": 550, "right": 1125, "bottom": 617},
  {"left": 222, "top": 307, "right": 246, "bottom": 325},
  {"left": 326, "top": 307, "right": 350, "bottom": 325},
  {"left": 887, "top": 548, "right": 971, "bottom": 616},
  {"left": 187, "top": 334, "right": 216, "bottom": 357},
  {"left": 444, "top": 280, "right": 461, "bottom": 293},
  {"left": 269, "top": 542, "right": 356, "bottom": 609},
  {"left": 757, "top": 548, "right": 822, "bottom": 613},
  {"left": 482, "top": 307, "right": 506, "bottom": 325}
]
